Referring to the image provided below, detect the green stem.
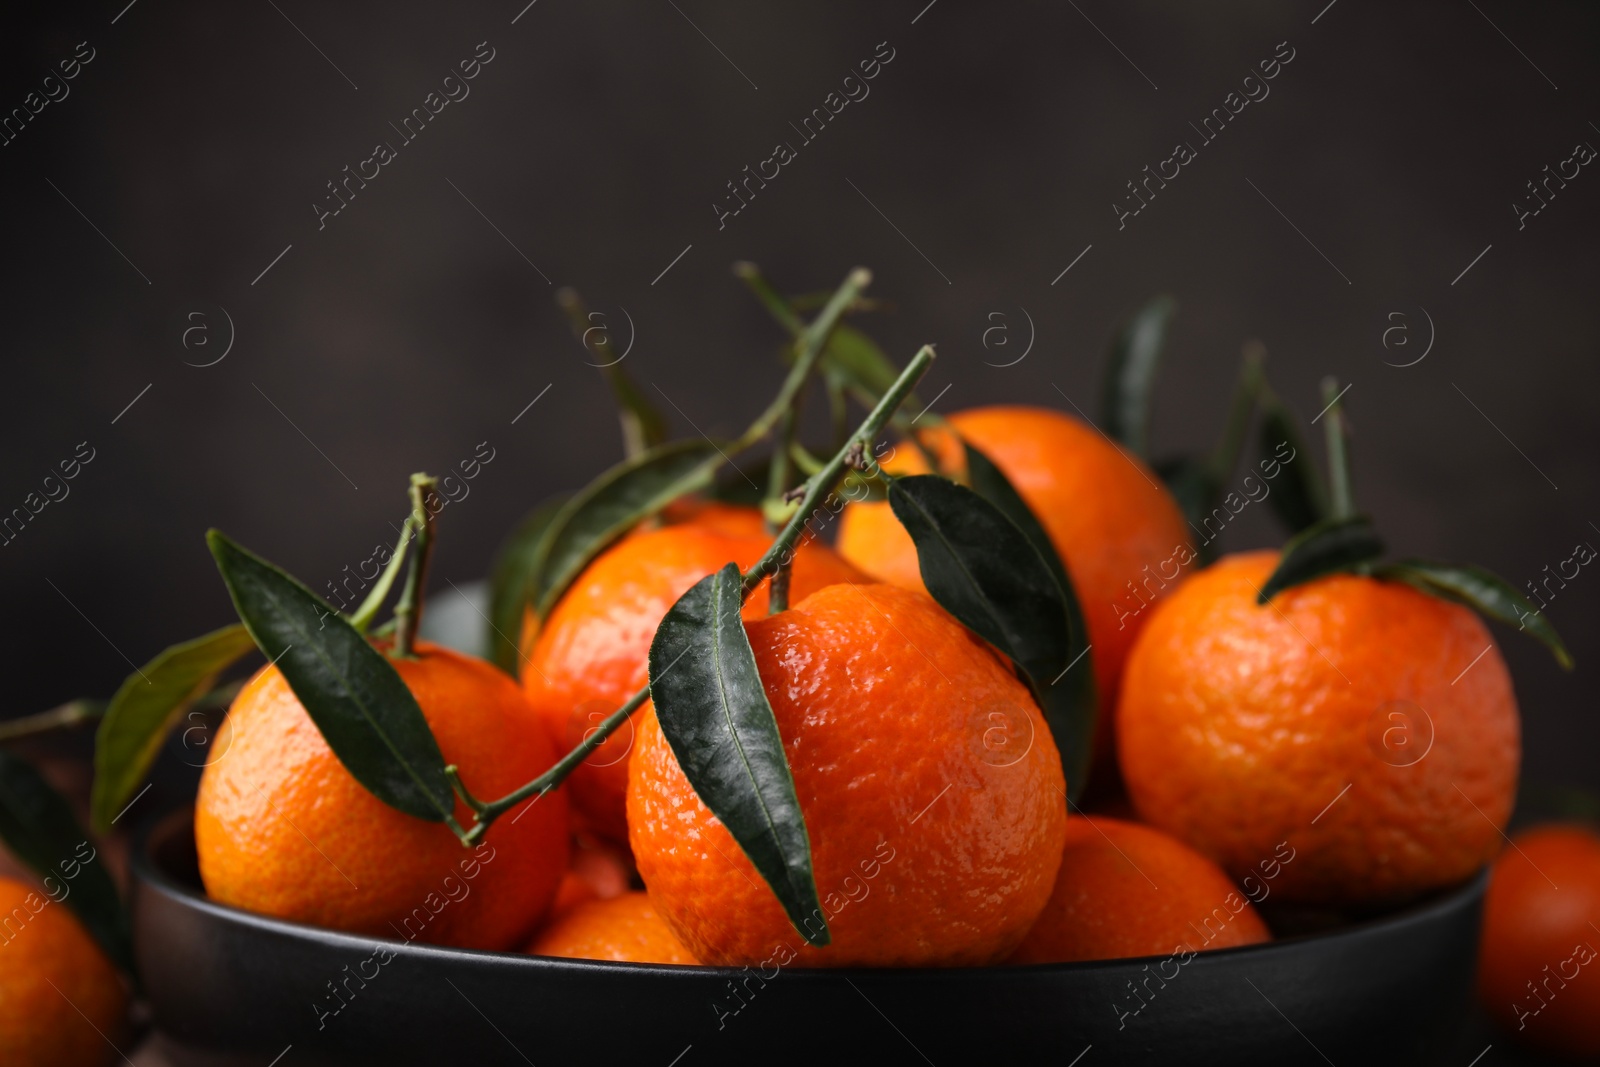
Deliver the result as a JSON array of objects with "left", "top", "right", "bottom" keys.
[
  {"left": 826, "top": 376, "right": 849, "bottom": 451},
  {"left": 789, "top": 441, "right": 825, "bottom": 477},
  {"left": 1207, "top": 342, "right": 1266, "bottom": 483},
  {"left": 764, "top": 401, "right": 801, "bottom": 533},
  {"left": 734, "top": 261, "right": 806, "bottom": 334},
  {"left": 740, "top": 345, "right": 936, "bottom": 600},
  {"left": 729, "top": 268, "right": 870, "bottom": 453},
  {"left": 348, "top": 517, "right": 415, "bottom": 633},
  {"left": 1321, "top": 376, "right": 1354, "bottom": 520},
  {"left": 738, "top": 262, "right": 948, "bottom": 474},
  {"left": 767, "top": 556, "right": 793, "bottom": 615},
  {"left": 392, "top": 474, "right": 440, "bottom": 658},
  {"left": 0, "top": 699, "right": 105, "bottom": 744},
  {"left": 454, "top": 344, "right": 937, "bottom": 841},
  {"left": 466, "top": 686, "right": 654, "bottom": 833}
]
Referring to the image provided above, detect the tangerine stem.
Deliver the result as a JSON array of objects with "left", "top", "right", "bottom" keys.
[
  {"left": 741, "top": 345, "right": 936, "bottom": 601},
  {"left": 0, "top": 698, "right": 104, "bottom": 744},
  {"left": 348, "top": 515, "right": 415, "bottom": 633},
  {"left": 443, "top": 764, "right": 489, "bottom": 817},
  {"left": 736, "top": 261, "right": 946, "bottom": 471},
  {"left": 767, "top": 556, "right": 793, "bottom": 615},
  {"left": 764, "top": 401, "right": 801, "bottom": 535},
  {"left": 729, "top": 267, "right": 871, "bottom": 454},
  {"left": 392, "top": 474, "right": 440, "bottom": 658},
  {"left": 1321, "top": 377, "right": 1354, "bottom": 520},
  {"left": 458, "top": 343, "right": 936, "bottom": 841},
  {"left": 472, "top": 686, "right": 653, "bottom": 827}
]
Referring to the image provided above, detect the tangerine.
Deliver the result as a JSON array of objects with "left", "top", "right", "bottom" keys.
[
  {"left": 1117, "top": 550, "right": 1518, "bottom": 905},
  {"left": 546, "top": 835, "right": 635, "bottom": 922},
  {"left": 521, "top": 510, "right": 864, "bottom": 841},
  {"left": 1008, "top": 815, "right": 1270, "bottom": 964},
  {"left": 628, "top": 581, "right": 1067, "bottom": 967},
  {"left": 528, "top": 891, "right": 698, "bottom": 965},
  {"left": 1478, "top": 823, "right": 1600, "bottom": 1056},
  {"left": 836, "top": 406, "right": 1190, "bottom": 765},
  {"left": 0, "top": 876, "right": 128, "bottom": 1067},
  {"left": 196, "top": 642, "right": 570, "bottom": 950}
]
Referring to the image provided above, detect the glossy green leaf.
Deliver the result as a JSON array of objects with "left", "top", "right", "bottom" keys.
[
  {"left": 1375, "top": 559, "right": 1574, "bottom": 669},
  {"left": 90, "top": 624, "right": 257, "bottom": 833},
  {"left": 1257, "top": 515, "right": 1386, "bottom": 604},
  {"left": 529, "top": 440, "right": 719, "bottom": 617},
  {"left": 890, "top": 475, "right": 1070, "bottom": 681},
  {"left": 207, "top": 531, "right": 454, "bottom": 822},
  {"left": 485, "top": 499, "right": 567, "bottom": 675},
  {"left": 961, "top": 445, "right": 1097, "bottom": 799},
  {"left": 1101, "top": 295, "right": 1177, "bottom": 457},
  {"left": 648, "top": 563, "right": 825, "bottom": 945},
  {"left": 1259, "top": 388, "right": 1329, "bottom": 535},
  {"left": 0, "top": 749, "right": 131, "bottom": 973}
]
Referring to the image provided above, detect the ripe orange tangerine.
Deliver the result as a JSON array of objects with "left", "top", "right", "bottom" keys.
[
  {"left": 1479, "top": 823, "right": 1600, "bottom": 1056},
  {"left": 1009, "top": 815, "right": 1270, "bottom": 964},
  {"left": 196, "top": 642, "right": 570, "bottom": 950},
  {"left": 1117, "top": 550, "right": 1518, "bottom": 906},
  {"left": 629, "top": 582, "right": 1067, "bottom": 967},
  {"left": 0, "top": 876, "right": 128, "bottom": 1067},
  {"left": 528, "top": 891, "right": 698, "bottom": 965}
]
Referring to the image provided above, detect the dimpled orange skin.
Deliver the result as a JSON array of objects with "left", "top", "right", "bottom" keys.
[
  {"left": 836, "top": 406, "right": 1190, "bottom": 762},
  {"left": 528, "top": 891, "right": 699, "bottom": 965},
  {"left": 1009, "top": 816, "right": 1269, "bottom": 964},
  {"left": 628, "top": 582, "right": 1068, "bottom": 967},
  {"left": 1117, "top": 550, "right": 1519, "bottom": 906},
  {"left": 521, "top": 512, "right": 866, "bottom": 842},
  {"left": 0, "top": 876, "right": 127, "bottom": 1067},
  {"left": 1478, "top": 825, "right": 1600, "bottom": 1056},
  {"left": 196, "top": 643, "right": 569, "bottom": 950}
]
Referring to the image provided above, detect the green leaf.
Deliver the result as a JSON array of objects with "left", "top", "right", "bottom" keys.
[
  {"left": 529, "top": 440, "right": 719, "bottom": 617},
  {"left": 90, "top": 624, "right": 258, "bottom": 833},
  {"left": 0, "top": 749, "right": 132, "bottom": 973},
  {"left": 890, "top": 475, "right": 1070, "bottom": 683},
  {"left": 820, "top": 323, "right": 901, "bottom": 399},
  {"left": 647, "top": 563, "right": 825, "bottom": 945},
  {"left": 961, "top": 444, "right": 1098, "bottom": 798},
  {"left": 207, "top": 531, "right": 454, "bottom": 822},
  {"left": 485, "top": 499, "right": 567, "bottom": 675},
  {"left": 1375, "top": 559, "right": 1574, "bottom": 669},
  {"left": 888, "top": 476, "right": 1095, "bottom": 798},
  {"left": 1101, "top": 295, "right": 1177, "bottom": 457},
  {"left": 1257, "top": 515, "right": 1386, "bottom": 604},
  {"left": 1259, "top": 388, "right": 1329, "bottom": 535}
]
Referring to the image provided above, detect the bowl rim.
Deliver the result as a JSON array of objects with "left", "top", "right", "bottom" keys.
[{"left": 131, "top": 807, "right": 1487, "bottom": 980}]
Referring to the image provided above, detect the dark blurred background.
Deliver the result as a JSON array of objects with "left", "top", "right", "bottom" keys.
[{"left": 1, "top": 0, "right": 1596, "bottom": 808}]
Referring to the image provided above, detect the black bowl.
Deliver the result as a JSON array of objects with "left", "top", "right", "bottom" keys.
[{"left": 132, "top": 809, "right": 1484, "bottom": 1066}]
